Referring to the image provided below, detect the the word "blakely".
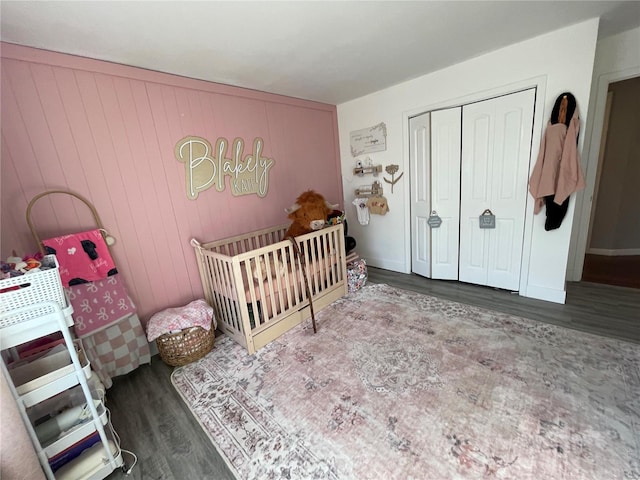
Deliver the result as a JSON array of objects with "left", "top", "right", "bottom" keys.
[{"left": 175, "top": 136, "right": 275, "bottom": 200}]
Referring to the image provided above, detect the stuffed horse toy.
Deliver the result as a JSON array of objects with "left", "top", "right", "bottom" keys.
[
  {"left": 283, "top": 190, "right": 338, "bottom": 238},
  {"left": 286, "top": 190, "right": 356, "bottom": 252}
]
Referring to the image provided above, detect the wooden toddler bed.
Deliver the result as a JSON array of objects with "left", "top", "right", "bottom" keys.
[{"left": 191, "top": 223, "right": 347, "bottom": 354}]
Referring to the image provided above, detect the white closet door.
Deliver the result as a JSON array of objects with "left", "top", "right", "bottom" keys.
[
  {"left": 410, "top": 113, "right": 431, "bottom": 277},
  {"left": 459, "top": 89, "right": 535, "bottom": 290},
  {"left": 430, "top": 107, "right": 461, "bottom": 280}
]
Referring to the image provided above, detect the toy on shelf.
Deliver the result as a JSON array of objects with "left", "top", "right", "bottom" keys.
[
  {"left": 353, "top": 157, "right": 382, "bottom": 177},
  {"left": 2, "top": 251, "right": 44, "bottom": 279}
]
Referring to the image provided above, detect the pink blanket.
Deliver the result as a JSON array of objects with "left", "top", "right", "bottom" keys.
[
  {"left": 42, "top": 230, "right": 116, "bottom": 287},
  {"left": 66, "top": 274, "right": 136, "bottom": 338},
  {"left": 146, "top": 299, "right": 215, "bottom": 342}
]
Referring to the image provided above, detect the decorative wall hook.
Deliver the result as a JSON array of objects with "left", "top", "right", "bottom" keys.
[
  {"left": 99, "top": 228, "right": 116, "bottom": 246},
  {"left": 383, "top": 164, "right": 403, "bottom": 193}
]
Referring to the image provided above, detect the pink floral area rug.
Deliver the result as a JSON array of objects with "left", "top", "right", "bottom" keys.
[{"left": 171, "top": 283, "right": 640, "bottom": 480}]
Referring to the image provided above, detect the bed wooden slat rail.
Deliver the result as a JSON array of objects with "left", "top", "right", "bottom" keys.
[{"left": 191, "top": 223, "right": 347, "bottom": 354}]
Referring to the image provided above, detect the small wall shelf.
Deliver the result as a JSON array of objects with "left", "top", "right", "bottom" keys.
[
  {"left": 353, "top": 165, "right": 382, "bottom": 176},
  {"left": 355, "top": 181, "right": 383, "bottom": 197}
]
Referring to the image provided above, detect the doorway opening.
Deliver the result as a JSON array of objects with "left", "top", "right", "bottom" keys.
[{"left": 581, "top": 76, "right": 640, "bottom": 290}]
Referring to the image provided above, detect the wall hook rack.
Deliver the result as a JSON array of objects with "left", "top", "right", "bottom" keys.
[{"left": 353, "top": 165, "right": 382, "bottom": 177}]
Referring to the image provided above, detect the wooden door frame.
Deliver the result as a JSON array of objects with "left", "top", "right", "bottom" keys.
[
  {"left": 585, "top": 91, "right": 613, "bottom": 253},
  {"left": 568, "top": 67, "right": 640, "bottom": 281}
]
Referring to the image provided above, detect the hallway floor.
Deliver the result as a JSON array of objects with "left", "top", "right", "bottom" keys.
[{"left": 582, "top": 254, "right": 640, "bottom": 289}]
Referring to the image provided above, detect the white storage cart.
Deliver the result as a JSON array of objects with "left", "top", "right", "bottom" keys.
[{"left": 0, "top": 257, "right": 124, "bottom": 479}]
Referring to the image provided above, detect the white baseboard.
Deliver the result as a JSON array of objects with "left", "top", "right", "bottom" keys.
[
  {"left": 366, "top": 257, "right": 408, "bottom": 273},
  {"left": 522, "top": 284, "right": 566, "bottom": 304},
  {"left": 587, "top": 248, "right": 640, "bottom": 256}
]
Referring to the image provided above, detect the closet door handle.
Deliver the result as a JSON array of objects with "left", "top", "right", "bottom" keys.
[
  {"left": 428, "top": 211, "right": 442, "bottom": 228},
  {"left": 479, "top": 209, "right": 496, "bottom": 229}
]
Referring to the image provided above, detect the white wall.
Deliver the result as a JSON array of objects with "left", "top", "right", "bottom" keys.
[
  {"left": 337, "top": 19, "right": 599, "bottom": 303},
  {"left": 568, "top": 26, "right": 640, "bottom": 280}
]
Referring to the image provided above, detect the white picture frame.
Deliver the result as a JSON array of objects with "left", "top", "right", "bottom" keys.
[{"left": 350, "top": 122, "right": 387, "bottom": 156}]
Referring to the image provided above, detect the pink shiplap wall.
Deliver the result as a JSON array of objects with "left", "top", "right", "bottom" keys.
[{"left": 0, "top": 43, "right": 343, "bottom": 325}]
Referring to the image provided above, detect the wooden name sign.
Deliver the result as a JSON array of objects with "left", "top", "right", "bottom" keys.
[{"left": 175, "top": 136, "right": 275, "bottom": 200}]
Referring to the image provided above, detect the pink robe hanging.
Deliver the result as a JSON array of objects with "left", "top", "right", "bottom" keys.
[{"left": 529, "top": 109, "right": 586, "bottom": 214}]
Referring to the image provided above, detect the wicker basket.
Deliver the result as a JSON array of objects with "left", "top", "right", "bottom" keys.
[{"left": 156, "top": 323, "right": 215, "bottom": 367}]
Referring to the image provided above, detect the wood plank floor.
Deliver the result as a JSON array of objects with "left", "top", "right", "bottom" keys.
[
  {"left": 582, "top": 254, "right": 640, "bottom": 289},
  {"left": 105, "top": 269, "right": 640, "bottom": 479},
  {"left": 105, "top": 358, "right": 235, "bottom": 480}
]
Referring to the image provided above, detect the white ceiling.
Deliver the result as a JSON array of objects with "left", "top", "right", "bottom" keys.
[{"left": 1, "top": 1, "right": 639, "bottom": 104}]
